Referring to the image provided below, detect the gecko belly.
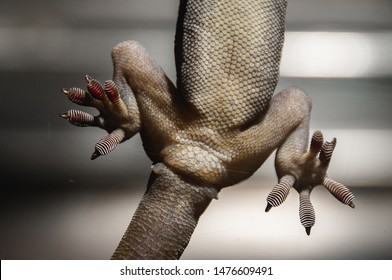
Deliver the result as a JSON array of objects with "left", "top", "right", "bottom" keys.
[{"left": 161, "top": 144, "right": 228, "bottom": 186}]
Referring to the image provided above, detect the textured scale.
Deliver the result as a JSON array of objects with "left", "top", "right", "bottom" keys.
[
  {"left": 60, "top": 0, "right": 355, "bottom": 259},
  {"left": 176, "top": 0, "right": 286, "bottom": 129}
]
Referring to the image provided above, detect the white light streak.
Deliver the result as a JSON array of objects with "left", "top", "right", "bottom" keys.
[{"left": 280, "top": 32, "right": 392, "bottom": 78}]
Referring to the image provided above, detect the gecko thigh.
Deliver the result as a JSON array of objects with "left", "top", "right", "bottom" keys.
[
  {"left": 111, "top": 41, "right": 177, "bottom": 107},
  {"left": 272, "top": 87, "right": 312, "bottom": 177},
  {"left": 232, "top": 86, "right": 312, "bottom": 177},
  {"left": 110, "top": 41, "right": 185, "bottom": 156}
]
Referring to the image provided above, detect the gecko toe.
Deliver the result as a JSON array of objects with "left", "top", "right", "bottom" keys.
[
  {"left": 91, "top": 129, "right": 126, "bottom": 160},
  {"left": 265, "top": 175, "right": 295, "bottom": 211},
  {"left": 299, "top": 190, "right": 315, "bottom": 235},
  {"left": 61, "top": 74, "right": 141, "bottom": 159},
  {"left": 323, "top": 177, "right": 355, "bottom": 208},
  {"left": 319, "top": 138, "right": 337, "bottom": 166},
  {"left": 60, "top": 109, "right": 96, "bottom": 127},
  {"left": 85, "top": 75, "right": 106, "bottom": 100},
  {"left": 307, "top": 130, "right": 324, "bottom": 159}
]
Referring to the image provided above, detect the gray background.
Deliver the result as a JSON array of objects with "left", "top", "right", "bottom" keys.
[{"left": 1, "top": 0, "right": 391, "bottom": 259}]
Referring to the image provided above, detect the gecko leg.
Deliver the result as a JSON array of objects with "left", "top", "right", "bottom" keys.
[
  {"left": 61, "top": 75, "right": 141, "bottom": 159},
  {"left": 267, "top": 129, "right": 355, "bottom": 235}
]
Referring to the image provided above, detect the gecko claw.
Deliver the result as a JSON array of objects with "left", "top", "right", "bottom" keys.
[
  {"left": 60, "top": 112, "right": 68, "bottom": 119},
  {"left": 85, "top": 74, "right": 92, "bottom": 83},
  {"left": 91, "top": 150, "right": 101, "bottom": 160},
  {"left": 265, "top": 203, "right": 273, "bottom": 212}
]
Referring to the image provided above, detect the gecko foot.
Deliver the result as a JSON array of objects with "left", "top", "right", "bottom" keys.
[
  {"left": 265, "top": 130, "right": 355, "bottom": 235},
  {"left": 60, "top": 75, "right": 139, "bottom": 159}
]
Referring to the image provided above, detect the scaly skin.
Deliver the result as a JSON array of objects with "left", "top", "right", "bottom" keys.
[{"left": 61, "top": 0, "right": 354, "bottom": 259}]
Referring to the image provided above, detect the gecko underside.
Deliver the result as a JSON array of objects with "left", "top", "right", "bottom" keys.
[{"left": 60, "top": 0, "right": 355, "bottom": 259}]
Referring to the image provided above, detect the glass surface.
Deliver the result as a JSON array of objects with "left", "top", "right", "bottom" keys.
[{"left": 1, "top": 0, "right": 391, "bottom": 259}]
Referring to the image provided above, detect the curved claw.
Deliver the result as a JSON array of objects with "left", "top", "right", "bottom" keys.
[
  {"left": 91, "top": 129, "right": 125, "bottom": 160},
  {"left": 299, "top": 190, "right": 315, "bottom": 235},
  {"left": 265, "top": 175, "right": 295, "bottom": 212}
]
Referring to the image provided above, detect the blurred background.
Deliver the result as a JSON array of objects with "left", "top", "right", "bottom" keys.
[{"left": 1, "top": 0, "right": 391, "bottom": 259}]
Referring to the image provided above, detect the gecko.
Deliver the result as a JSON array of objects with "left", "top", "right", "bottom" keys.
[{"left": 60, "top": 0, "right": 355, "bottom": 259}]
